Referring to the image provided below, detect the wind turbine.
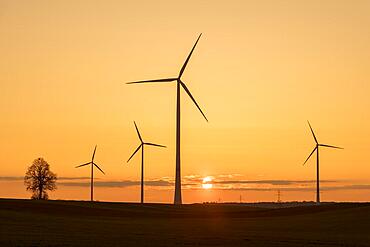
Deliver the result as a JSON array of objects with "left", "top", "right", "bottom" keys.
[
  {"left": 303, "top": 121, "right": 343, "bottom": 204},
  {"left": 126, "top": 34, "right": 208, "bottom": 205},
  {"left": 127, "top": 121, "right": 166, "bottom": 204},
  {"left": 75, "top": 145, "right": 105, "bottom": 201}
]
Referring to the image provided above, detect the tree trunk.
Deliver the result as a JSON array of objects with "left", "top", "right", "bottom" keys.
[{"left": 39, "top": 184, "right": 43, "bottom": 199}]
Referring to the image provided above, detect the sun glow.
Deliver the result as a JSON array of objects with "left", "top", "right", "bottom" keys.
[{"left": 202, "top": 176, "right": 213, "bottom": 189}]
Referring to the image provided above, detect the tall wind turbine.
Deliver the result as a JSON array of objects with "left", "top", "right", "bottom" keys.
[
  {"left": 75, "top": 145, "right": 105, "bottom": 201},
  {"left": 127, "top": 121, "right": 166, "bottom": 204},
  {"left": 126, "top": 34, "right": 208, "bottom": 204},
  {"left": 303, "top": 121, "right": 343, "bottom": 204}
]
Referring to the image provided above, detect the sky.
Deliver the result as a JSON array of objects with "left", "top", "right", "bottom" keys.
[{"left": 0, "top": 0, "right": 370, "bottom": 203}]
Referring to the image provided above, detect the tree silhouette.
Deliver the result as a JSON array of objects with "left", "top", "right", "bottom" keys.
[{"left": 24, "top": 158, "right": 57, "bottom": 200}]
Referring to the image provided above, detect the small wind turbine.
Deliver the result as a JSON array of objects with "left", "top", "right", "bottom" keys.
[
  {"left": 303, "top": 121, "right": 343, "bottom": 204},
  {"left": 127, "top": 34, "right": 207, "bottom": 205},
  {"left": 75, "top": 145, "right": 105, "bottom": 201},
  {"left": 127, "top": 121, "right": 166, "bottom": 204}
]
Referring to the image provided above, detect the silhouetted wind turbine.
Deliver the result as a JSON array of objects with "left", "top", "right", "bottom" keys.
[
  {"left": 303, "top": 121, "right": 343, "bottom": 204},
  {"left": 126, "top": 34, "right": 207, "bottom": 205},
  {"left": 127, "top": 121, "right": 166, "bottom": 204},
  {"left": 75, "top": 145, "right": 105, "bottom": 201}
]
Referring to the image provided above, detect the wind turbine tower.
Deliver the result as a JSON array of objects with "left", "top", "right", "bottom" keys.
[
  {"left": 127, "top": 34, "right": 207, "bottom": 204},
  {"left": 303, "top": 121, "right": 343, "bottom": 204},
  {"left": 75, "top": 145, "right": 105, "bottom": 201},
  {"left": 127, "top": 121, "right": 166, "bottom": 204}
]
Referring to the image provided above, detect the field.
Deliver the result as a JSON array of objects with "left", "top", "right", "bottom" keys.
[{"left": 0, "top": 199, "right": 369, "bottom": 246}]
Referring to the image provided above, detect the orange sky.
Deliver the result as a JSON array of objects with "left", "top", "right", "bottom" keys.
[{"left": 0, "top": 0, "right": 370, "bottom": 203}]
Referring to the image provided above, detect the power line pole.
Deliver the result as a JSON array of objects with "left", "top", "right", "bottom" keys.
[{"left": 277, "top": 190, "right": 282, "bottom": 203}]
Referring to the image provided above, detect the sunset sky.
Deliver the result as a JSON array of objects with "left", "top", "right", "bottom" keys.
[{"left": 1, "top": 0, "right": 370, "bottom": 203}]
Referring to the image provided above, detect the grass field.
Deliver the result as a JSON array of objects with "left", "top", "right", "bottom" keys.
[{"left": 0, "top": 199, "right": 369, "bottom": 246}]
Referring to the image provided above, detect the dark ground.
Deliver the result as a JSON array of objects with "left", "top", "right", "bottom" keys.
[{"left": 0, "top": 199, "right": 369, "bottom": 246}]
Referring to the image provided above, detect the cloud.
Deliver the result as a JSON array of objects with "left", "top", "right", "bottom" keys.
[
  {"left": 181, "top": 175, "right": 339, "bottom": 186},
  {"left": 204, "top": 184, "right": 370, "bottom": 192},
  {"left": 0, "top": 176, "right": 91, "bottom": 181},
  {"left": 59, "top": 179, "right": 173, "bottom": 188},
  {"left": 322, "top": 184, "right": 370, "bottom": 191},
  {"left": 2, "top": 174, "right": 370, "bottom": 192},
  {"left": 58, "top": 177, "right": 91, "bottom": 180},
  {"left": 212, "top": 179, "right": 337, "bottom": 186},
  {"left": 0, "top": 176, "right": 24, "bottom": 181},
  {"left": 217, "top": 174, "right": 244, "bottom": 179}
]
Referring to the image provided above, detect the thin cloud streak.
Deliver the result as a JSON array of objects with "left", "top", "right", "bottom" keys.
[
  {"left": 0, "top": 176, "right": 24, "bottom": 181},
  {"left": 59, "top": 179, "right": 173, "bottom": 188},
  {"left": 2, "top": 175, "right": 370, "bottom": 193},
  {"left": 209, "top": 184, "right": 370, "bottom": 192},
  {"left": 213, "top": 179, "right": 337, "bottom": 185},
  {"left": 0, "top": 176, "right": 91, "bottom": 181}
]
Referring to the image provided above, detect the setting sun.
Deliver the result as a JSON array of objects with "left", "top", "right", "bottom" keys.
[{"left": 202, "top": 176, "right": 213, "bottom": 189}]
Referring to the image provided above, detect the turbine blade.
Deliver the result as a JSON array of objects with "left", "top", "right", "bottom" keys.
[
  {"left": 75, "top": 162, "right": 91, "bottom": 168},
  {"left": 126, "top": 78, "right": 177, "bottom": 84},
  {"left": 180, "top": 81, "right": 208, "bottom": 122},
  {"left": 134, "top": 121, "right": 143, "bottom": 142},
  {"left": 145, "top": 142, "right": 166, "bottom": 148},
  {"left": 93, "top": 163, "right": 105, "bottom": 175},
  {"left": 319, "top": 144, "right": 343, "bottom": 149},
  {"left": 179, "top": 33, "right": 202, "bottom": 78},
  {"left": 303, "top": 147, "right": 317, "bottom": 165},
  {"left": 92, "top": 145, "right": 97, "bottom": 161},
  {"left": 127, "top": 144, "right": 142, "bottom": 163},
  {"left": 307, "top": 121, "right": 318, "bottom": 144}
]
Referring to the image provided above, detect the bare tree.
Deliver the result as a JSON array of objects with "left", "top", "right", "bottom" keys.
[{"left": 24, "top": 158, "right": 57, "bottom": 200}]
